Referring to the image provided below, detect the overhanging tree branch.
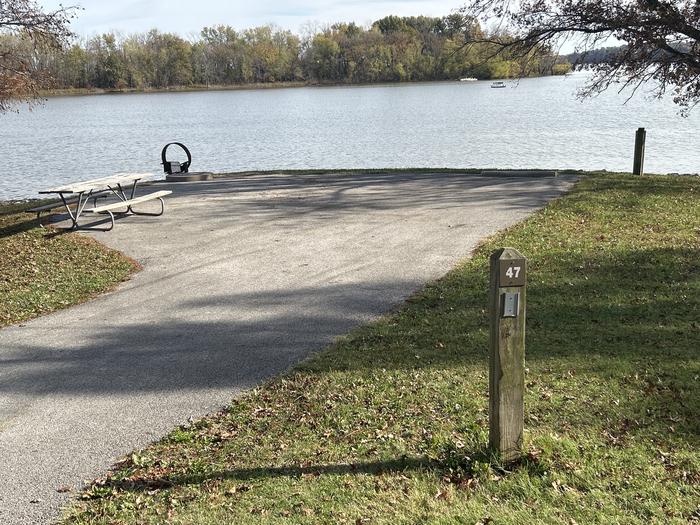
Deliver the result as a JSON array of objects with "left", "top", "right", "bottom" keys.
[
  {"left": 0, "top": 0, "right": 78, "bottom": 112},
  {"left": 460, "top": 0, "right": 700, "bottom": 111}
]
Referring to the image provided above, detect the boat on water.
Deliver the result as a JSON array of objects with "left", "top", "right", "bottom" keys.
[
  {"left": 459, "top": 77, "right": 478, "bottom": 82},
  {"left": 491, "top": 81, "right": 507, "bottom": 88}
]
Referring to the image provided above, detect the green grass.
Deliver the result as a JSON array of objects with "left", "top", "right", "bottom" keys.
[
  {"left": 214, "top": 168, "right": 576, "bottom": 178},
  {"left": 0, "top": 202, "right": 139, "bottom": 327},
  {"left": 63, "top": 172, "right": 700, "bottom": 524},
  {"left": 215, "top": 167, "right": 480, "bottom": 177}
]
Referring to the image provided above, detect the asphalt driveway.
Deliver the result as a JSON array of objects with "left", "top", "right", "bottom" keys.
[{"left": 0, "top": 171, "right": 574, "bottom": 524}]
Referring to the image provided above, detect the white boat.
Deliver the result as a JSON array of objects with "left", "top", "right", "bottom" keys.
[
  {"left": 491, "top": 81, "right": 507, "bottom": 88},
  {"left": 459, "top": 77, "right": 478, "bottom": 82}
]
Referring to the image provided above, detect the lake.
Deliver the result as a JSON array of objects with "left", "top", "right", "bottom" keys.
[{"left": 1, "top": 74, "right": 699, "bottom": 200}]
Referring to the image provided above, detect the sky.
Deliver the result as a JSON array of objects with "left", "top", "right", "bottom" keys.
[{"left": 41, "top": 0, "right": 464, "bottom": 38}]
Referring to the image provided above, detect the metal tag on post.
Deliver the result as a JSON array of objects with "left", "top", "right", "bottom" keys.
[{"left": 501, "top": 292, "right": 519, "bottom": 318}]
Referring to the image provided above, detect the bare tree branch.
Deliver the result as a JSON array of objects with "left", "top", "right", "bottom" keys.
[{"left": 0, "top": 0, "right": 78, "bottom": 112}]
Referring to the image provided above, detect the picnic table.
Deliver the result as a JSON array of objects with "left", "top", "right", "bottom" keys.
[{"left": 33, "top": 172, "right": 172, "bottom": 231}]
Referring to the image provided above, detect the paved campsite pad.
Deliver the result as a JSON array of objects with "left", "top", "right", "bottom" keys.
[{"left": 0, "top": 172, "right": 574, "bottom": 524}]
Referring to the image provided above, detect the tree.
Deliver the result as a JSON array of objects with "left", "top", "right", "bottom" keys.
[
  {"left": 460, "top": 0, "right": 700, "bottom": 110},
  {"left": 87, "top": 33, "right": 126, "bottom": 89},
  {"left": 145, "top": 31, "right": 193, "bottom": 87},
  {"left": 0, "top": 0, "right": 76, "bottom": 111},
  {"left": 305, "top": 33, "right": 342, "bottom": 81}
]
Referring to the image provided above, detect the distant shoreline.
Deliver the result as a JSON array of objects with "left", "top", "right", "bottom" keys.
[
  {"left": 40, "top": 75, "right": 565, "bottom": 98},
  {"left": 41, "top": 81, "right": 309, "bottom": 98}
]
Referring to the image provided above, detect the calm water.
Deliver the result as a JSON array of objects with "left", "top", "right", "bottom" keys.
[{"left": 1, "top": 74, "right": 699, "bottom": 200}]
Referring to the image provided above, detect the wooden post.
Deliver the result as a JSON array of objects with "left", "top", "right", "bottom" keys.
[
  {"left": 489, "top": 248, "right": 527, "bottom": 462},
  {"left": 633, "top": 127, "right": 646, "bottom": 175}
]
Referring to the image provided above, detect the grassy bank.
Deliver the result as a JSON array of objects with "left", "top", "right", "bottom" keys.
[
  {"left": 40, "top": 80, "right": 452, "bottom": 99},
  {"left": 214, "top": 168, "right": 698, "bottom": 178},
  {"left": 41, "top": 82, "right": 309, "bottom": 98},
  {"left": 62, "top": 172, "right": 700, "bottom": 524},
  {"left": 0, "top": 202, "right": 139, "bottom": 327},
  {"left": 213, "top": 168, "right": 616, "bottom": 180},
  {"left": 214, "top": 168, "right": 484, "bottom": 178}
]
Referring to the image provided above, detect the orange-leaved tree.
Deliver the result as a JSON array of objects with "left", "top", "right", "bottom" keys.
[{"left": 0, "top": 0, "right": 76, "bottom": 112}]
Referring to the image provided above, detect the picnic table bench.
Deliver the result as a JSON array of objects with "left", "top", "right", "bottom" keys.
[{"left": 30, "top": 172, "right": 172, "bottom": 231}]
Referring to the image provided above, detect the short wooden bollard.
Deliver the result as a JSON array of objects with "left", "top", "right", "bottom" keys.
[
  {"left": 633, "top": 127, "right": 646, "bottom": 176},
  {"left": 489, "top": 248, "right": 527, "bottom": 462}
]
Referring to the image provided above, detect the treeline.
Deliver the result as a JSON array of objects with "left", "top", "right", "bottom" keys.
[
  {"left": 565, "top": 44, "right": 690, "bottom": 67},
  {"left": 26, "top": 14, "right": 570, "bottom": 90},
  {"left": 565, "top": 46, "right": 627, "bottom": 65}
]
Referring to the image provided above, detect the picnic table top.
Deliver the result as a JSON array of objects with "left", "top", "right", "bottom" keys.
[{"left": 39, "top": 172, "right": 154, "bottom": 195}]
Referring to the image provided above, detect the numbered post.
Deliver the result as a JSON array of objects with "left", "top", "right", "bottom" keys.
[{"left": 489, "top": 248, "right": 527, "bottom": 462}]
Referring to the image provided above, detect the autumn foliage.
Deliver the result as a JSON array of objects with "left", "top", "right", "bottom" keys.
[{"left": 0, "top": 0, "right": 75, "bottom": 111}]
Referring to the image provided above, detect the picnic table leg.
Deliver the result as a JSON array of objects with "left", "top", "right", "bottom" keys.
[
  {"left": 58, "top": 194, "right": 78, "bottom": 228},
  {"left": 60, "top": 191, "right": 113, "bottom": 231},
  {"left": 129, "top": 196, "right": 166, "bottom": 217},
  {"left": 59, "top": 192, "right": 90, "bottom": 229},
  {"left": 36, "top": 209, "right": 49, "bottom": 228},
  {"left": 109, "top": 180, "right": 153, "bottom": 216},
  {"left": 79, "top": 210, "right": 115, "bottom": 231},
  {"left": 125, "top": 180, "right": 138, "bottom": 214},
  {"left": 99, "top": 211, "right": 116, "bottom": 231},
  {"left": 107, "top": 181, "right": 138, "bottom": 214},
  {"left": 75, "top": 192, "right": 94, "bottom": 221}
]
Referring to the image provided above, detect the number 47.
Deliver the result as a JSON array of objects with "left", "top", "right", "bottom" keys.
[{"left": 506, "top": 266, "right": 521, "bottom": 279}]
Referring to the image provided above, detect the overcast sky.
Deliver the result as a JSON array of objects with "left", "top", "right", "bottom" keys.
[{"left": 41, "top": 0, "right": 463, "bottom": 38}]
